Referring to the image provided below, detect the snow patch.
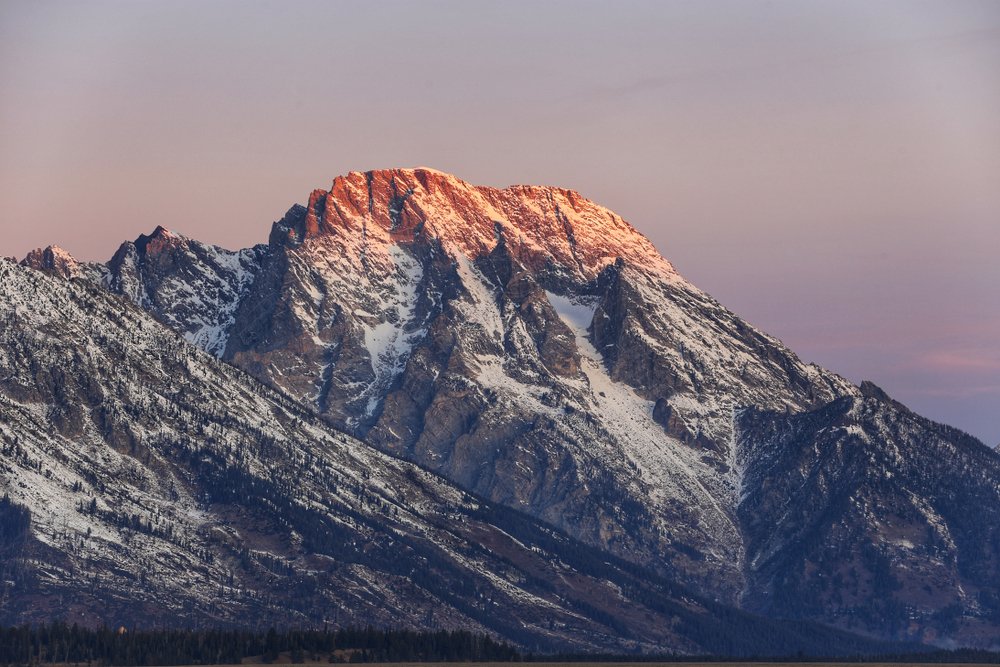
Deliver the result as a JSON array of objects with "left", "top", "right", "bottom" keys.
[
  {"left": 357, "top": 245, "right": 427, "bottom": 415},
  {"left": 544, "top": 289, "right": 742, "bottom": 567}
]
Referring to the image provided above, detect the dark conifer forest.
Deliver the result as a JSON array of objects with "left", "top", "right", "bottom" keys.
[
  {"left": 4, "top": 623, "right": 1000, "bottom": 666},
  {"left": 0, "top": 624, "right": 518, "bottom": 666}
]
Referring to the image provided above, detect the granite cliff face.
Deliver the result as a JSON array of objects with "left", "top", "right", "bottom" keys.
[{"left": 13, "top": 167, "right": 1000, "bottom": 646}]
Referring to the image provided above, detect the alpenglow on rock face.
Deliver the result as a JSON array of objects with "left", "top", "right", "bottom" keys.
[{"left": 14, "top": 167, "right": 1000, "bottom": 647}]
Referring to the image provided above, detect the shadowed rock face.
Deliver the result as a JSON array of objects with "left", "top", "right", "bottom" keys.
[
  {"left": 17, "top": 167, "right": 1000, "bottom": 646},
  {"left": 737, "top": 386, "right": 1000, "bottom": 646}
]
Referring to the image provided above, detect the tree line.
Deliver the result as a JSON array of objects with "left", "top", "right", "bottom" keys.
[{"left": 0, "top": 623, "right": 519, "bottom": 666}]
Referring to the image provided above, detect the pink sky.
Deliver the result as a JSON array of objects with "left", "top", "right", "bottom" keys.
[{"left": 1, "top": 1, "right": 998, "bottom": 444}]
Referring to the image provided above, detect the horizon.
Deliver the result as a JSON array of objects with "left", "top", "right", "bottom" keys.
[{"left": 1, "top": 0, "right": 997, "bottom": 445}]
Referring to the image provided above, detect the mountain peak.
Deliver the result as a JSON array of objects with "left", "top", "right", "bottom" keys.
[
  {"left": 133, "top": 225, "right": 180, "bottom": 254},
  {"left": 20, "top": 244, "right": 80, "bottom": 279},
  {"left": 273, "top": 167, "right": 677, "bottom": 281}
]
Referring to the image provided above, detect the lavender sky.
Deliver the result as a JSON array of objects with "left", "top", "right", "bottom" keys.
[{"left": 2, "top": 1, "right": 998, "bottom": 445}]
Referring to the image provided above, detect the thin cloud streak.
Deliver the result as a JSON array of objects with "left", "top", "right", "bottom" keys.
[
  {"left": 568, "top": 24, "right": 1000, "bottom": 103},
  {"left": 908, "top": 384, "right": 1000, "bottom": 399},
  {"left": 917, "top": 350, "right": 1000, "bottom": 374}
]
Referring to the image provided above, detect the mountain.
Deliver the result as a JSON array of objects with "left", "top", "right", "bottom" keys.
[
  {"left": 2, "top": 258, "right": 911, "bottom": 655},
  {"left": 14, "top": 167, "right": 1000, "bottom": 647},
  {"left": 87, "top": 169, "right": 856, "bottom": 599}
]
